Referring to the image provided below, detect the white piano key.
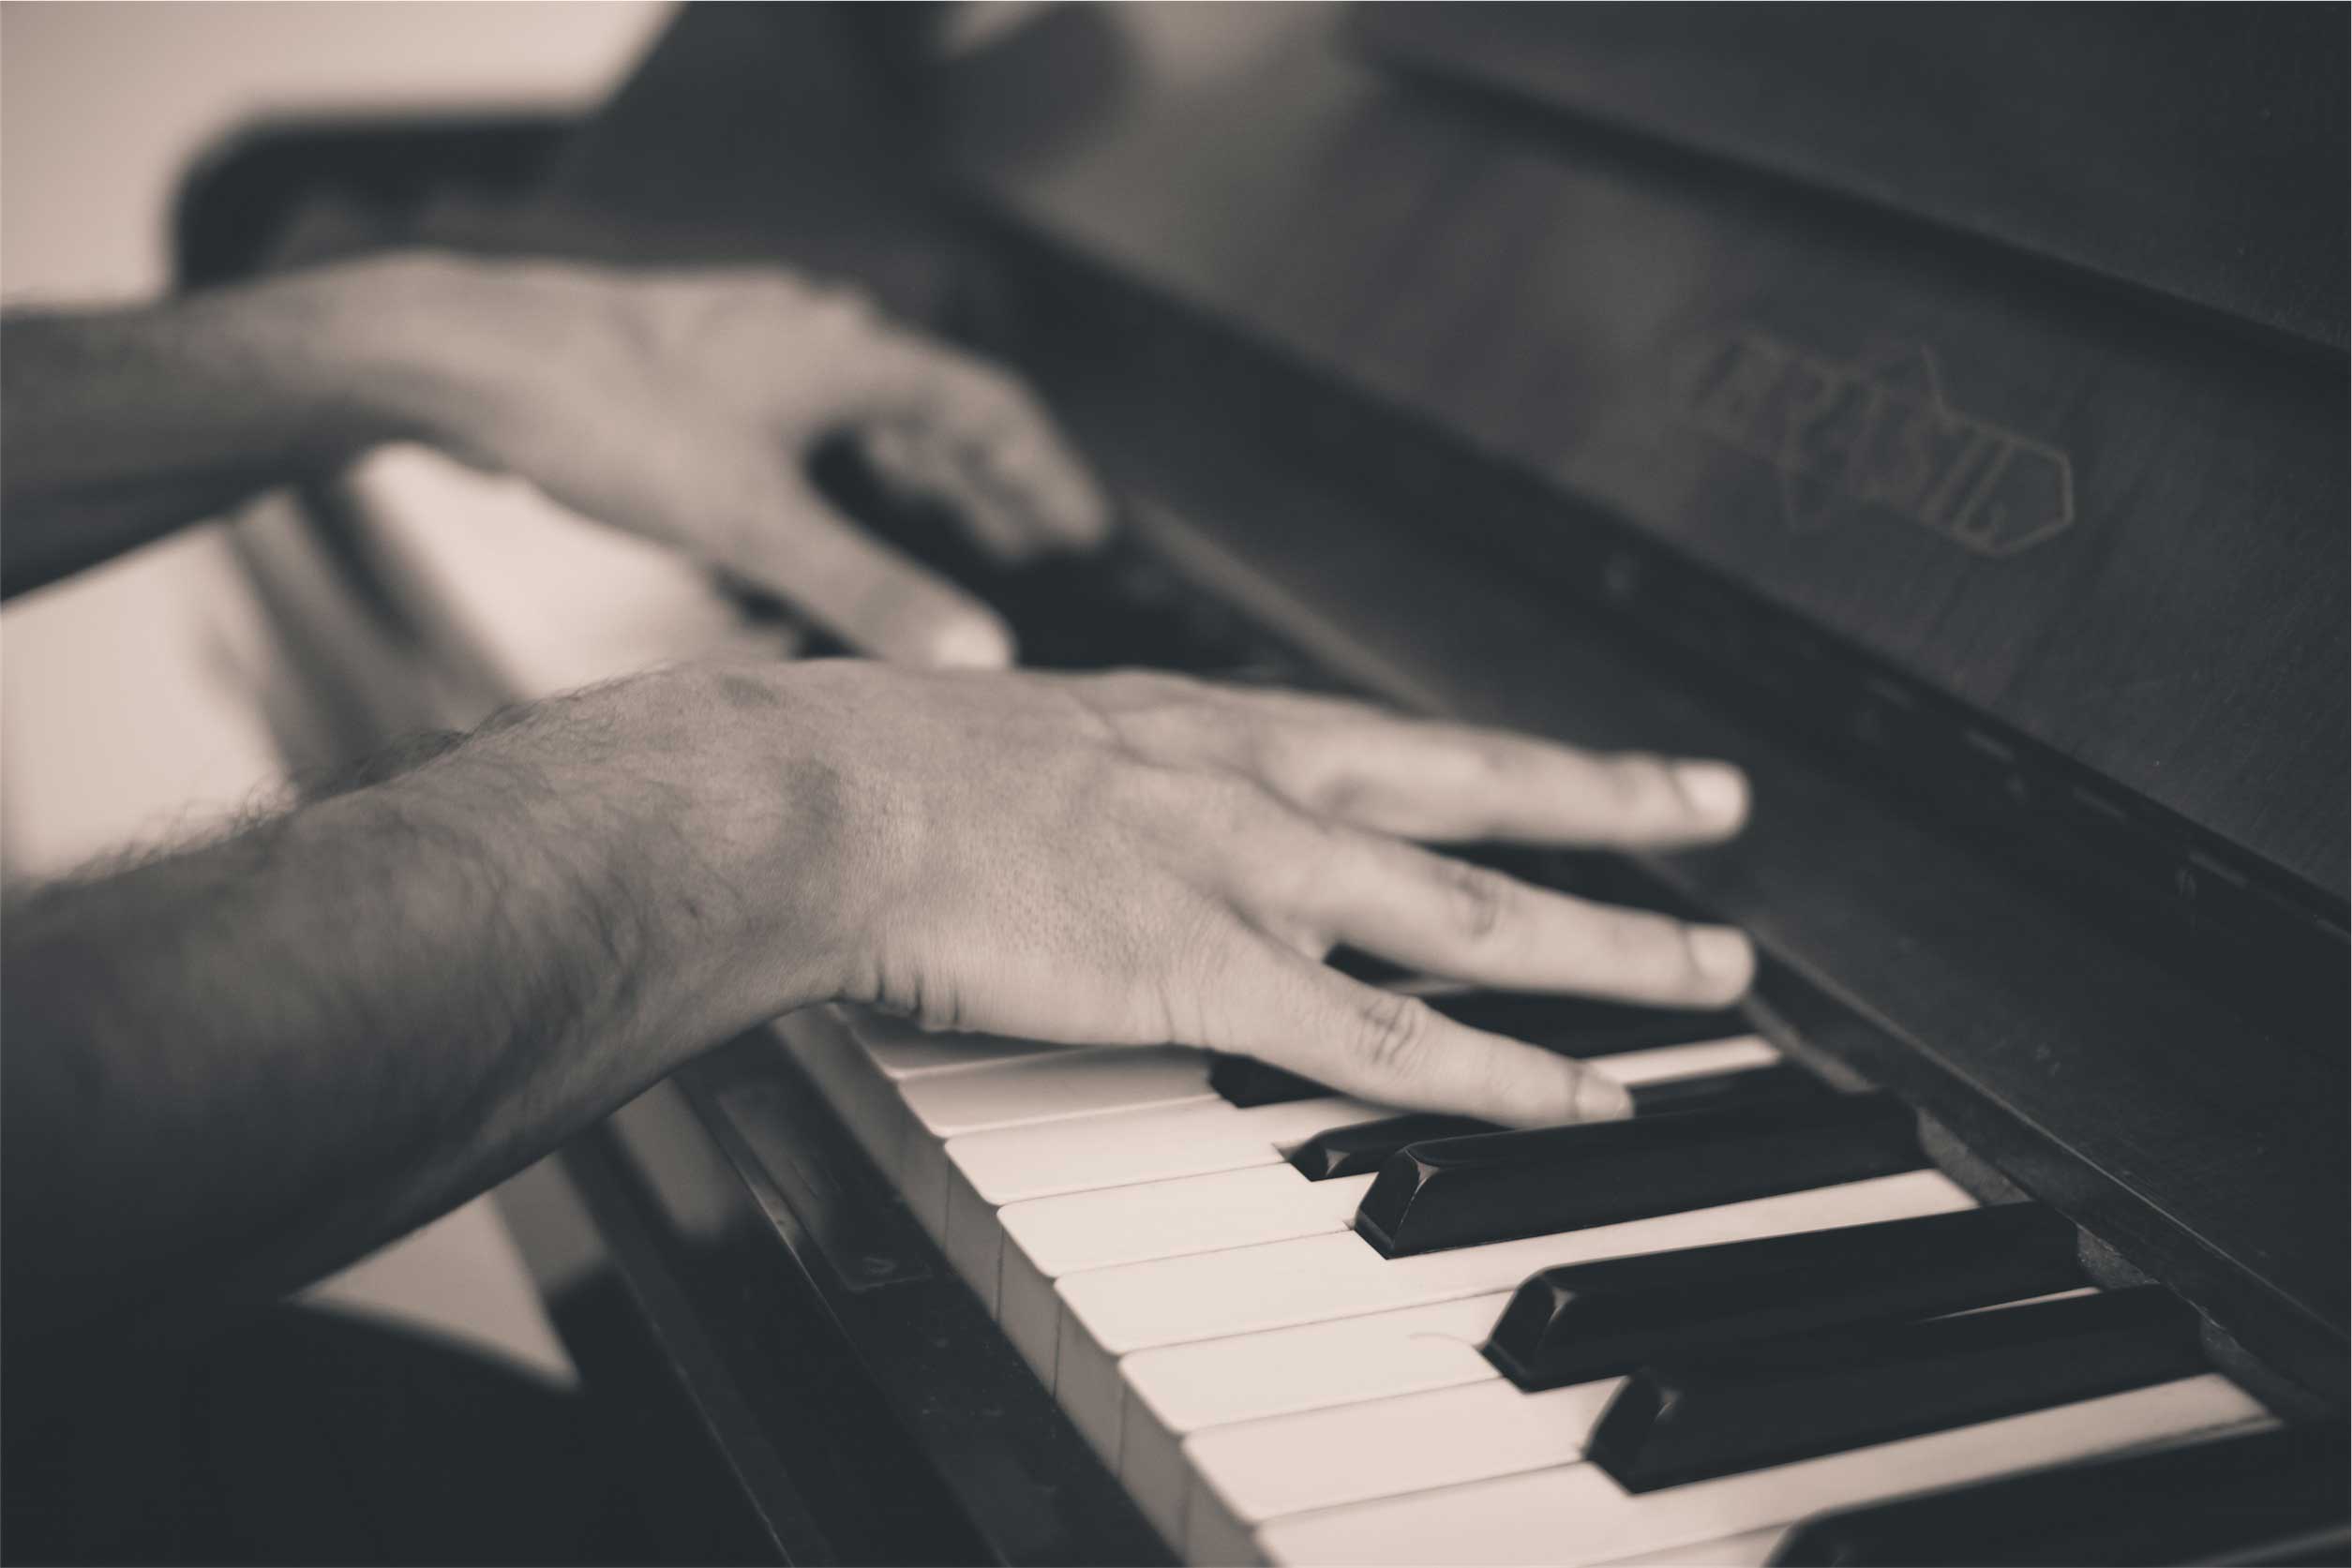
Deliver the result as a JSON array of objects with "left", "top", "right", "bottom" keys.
[
  {"left": 1009, "top": 1165, "right": 1378, "bottom": 1289},
  {"left": 1057, "top": 1166, "right": 1970, "bottom": 1410},
  {"left": 959, "top": 1032, "right": 1777, "bottom": 1214},
  {"left": 900, "top": 1044, "right": 1215, "bottom": 1142},
  {"left": 966, "top": 1034, "right": 1786, "bottom": 1330},
  {"left": 1120, "top": 1292, "right": 1509, "bottom": 1543},
  {"left": 843, "top": 1008, "right": 1065, "bottom": 1080},
  {"left": 1147, "top": 1171, "right": 1994, "bottom": 1551},
  {"left": 790, "top": 1008, "right": 1137, "bottom": 1207},
  {"left": 896, "top": 1045, "right": 1217, "bottom": 1239},
  {"left": 1592, "top": 1526, "right": 1792, "bottom": 1567},
  {"left": 954, "top": 1095, "right": 1390, "bottom": 1208},
  {"left": 944, "top": 1096, "right": 1390, "bottom": 1312},
  {"left": 999, "top": 1169, "right": 1378, "bottom": 1379},
  {"left": 1578, "top": 1033, "right": 1780, "bottom": 1081},
  {"left": 1253, "top": 1375, "right": 2271, "bottom": 1566},
  {"left": 1178, "top": 1282, "right": 2110, "bottom": 1548},
  {"left": 1055, "top": 1170, "right": 1975, "bottom": 1477},
  {"left": 1185, "top": 1376, "right": 1625, "bottom": 1556},
  {"left": 1132, "top": 1282, "right": 2100, "bottom": 1547}
]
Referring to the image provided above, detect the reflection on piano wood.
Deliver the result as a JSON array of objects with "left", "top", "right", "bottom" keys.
[{"left": 231, "top": 3, "right": 2345, "bottom": 1563}]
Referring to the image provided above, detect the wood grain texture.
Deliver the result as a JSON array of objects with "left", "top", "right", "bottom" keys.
[
  {"left": 940, "top": 3, "right": 2350, "bottom": 904},
  {"left": 1355, "top": 3, "right": 2351, "bottom": 351}
]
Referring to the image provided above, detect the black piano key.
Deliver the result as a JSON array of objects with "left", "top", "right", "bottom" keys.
[
  {"left": 1543, "top": 851, "right": 1713, "bottom": 918},
  {"left": 1446, "top": 843, "right": 1574, "bottom": 889},
  {"left": 1207, "top": 1053, "right": 1328, "bottom": 1108},
  {"left": 1625, "top": 1061, "right": 1822, "bottom": 1116},
  {"left": 1588, "top": 1286, "right": 2210, "bottom": 1492},
  {"left": 1290, "top": 1114, "right": 1496, "bottom": 1180},
  {"left": 1766, "top": 1423, "right": 2348, "bottom": 1565},
  {"left": 1427, "top": 992, "right": 1754, "bottom": 1057},
  {"left": 1328, "top": 947, "right": 1416, "bottom": 986},
  {"left": 1296, "top": 1062, "right": 1825, "bottom": 1182},
  {"left": 1484, "top": 1202, "right": 2085, "bottom": 1392},
  {"left": 1355, "top": 1091, "right": 1925, "bottom": 1258},
  {"left": 812, "top": 437, "right": 1272, "bottom": 672},
  {"left": 1214, "top": 989, "right": 1762, "bottom": 1109}
]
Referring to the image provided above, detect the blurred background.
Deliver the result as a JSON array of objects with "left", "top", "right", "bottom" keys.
[{"left": 2, "top": 0, "right": 678, "bottom": 1383}]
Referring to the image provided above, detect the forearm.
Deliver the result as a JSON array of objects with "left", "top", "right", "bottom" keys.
[
  {"left": 1, "top": 256, "right": 496, "bottom": 596},
  {"left": 0, "top": 668, "right": 846, "bottom": 1336}
]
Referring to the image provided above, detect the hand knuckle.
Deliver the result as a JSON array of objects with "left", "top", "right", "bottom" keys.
[
  {"left": 1352, "top": 991, "right": 1433, "bottom": 1080},
  {"left": 972, "top": 362, "right": 1041, "bottom": 413},
  {"left": 1607, "top": 753, "right": 1670, "bottom": 812},
  {"left": 1239, "top": 713, "right": 1311, "bottom": 788},
  {"left": 1601, "top": 910, "right": 1683, "bottom": 967},
  {"left": 1102, "top": 667, "right": 1211, "bottom": 708},
  {"left": 1443, "top": 860, "right": 1512, "bottom": 944},
  {"left": 1469, "top": 735, "right": 1521, "bottom": 783}
]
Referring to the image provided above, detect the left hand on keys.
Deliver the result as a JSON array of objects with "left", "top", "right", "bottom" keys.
[{"left": 335, "top": 252, "right": 1112, "bottom": 666}]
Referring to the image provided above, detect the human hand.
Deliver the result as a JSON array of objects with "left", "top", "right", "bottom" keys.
[
  {"left": 358, "top": 253, "right": 1110, "bottom": 666},
  {"left": 702, "top": 662, "right": 1755, "bottom": 1128}
]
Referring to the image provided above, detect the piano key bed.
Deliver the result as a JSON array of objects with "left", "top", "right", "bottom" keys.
[{"left": 771, "top": 993, "right": 2322, "bottom": 1566}]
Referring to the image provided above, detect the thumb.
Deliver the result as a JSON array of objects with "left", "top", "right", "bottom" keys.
[{"left": 741, "top": 470, "right": 1017, "bottom": 668}]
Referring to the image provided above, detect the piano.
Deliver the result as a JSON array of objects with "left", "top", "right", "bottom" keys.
[{"left": 217, "top": 5, "right": 2348, "bottom": 1562}]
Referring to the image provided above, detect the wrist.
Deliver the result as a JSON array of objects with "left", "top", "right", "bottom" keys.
[
  {"left": 657, "top": 660, "right": 906, "bottom": 1026},
  {"left": 240, "top": 251, "right": 532, "bottom": 470},
  {"left": 451, "top": 664, "right": 890, "bottom": 1044}
]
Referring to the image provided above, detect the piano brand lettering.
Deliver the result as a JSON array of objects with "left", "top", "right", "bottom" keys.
[{"left": 1673, "top": 332, "right": 2075, "bottom": 557}]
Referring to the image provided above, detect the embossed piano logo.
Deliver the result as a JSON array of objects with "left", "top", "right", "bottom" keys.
[{"left": 1672, "top": 332, "right": 2075, "bottom": 557}]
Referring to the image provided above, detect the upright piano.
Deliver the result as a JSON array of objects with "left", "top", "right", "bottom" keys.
[{"left": 225, "top": 5, "right": 2348, "bottom": 1562}]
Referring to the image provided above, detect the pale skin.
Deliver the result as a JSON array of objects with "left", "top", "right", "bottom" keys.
[{"left": 0, "top": 253, "right": 1754, "bottom": 1337}]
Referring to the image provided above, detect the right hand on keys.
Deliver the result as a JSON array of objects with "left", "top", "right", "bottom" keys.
[{"left": 614, "top": 660, "right": 1755, "bottom": 1128}]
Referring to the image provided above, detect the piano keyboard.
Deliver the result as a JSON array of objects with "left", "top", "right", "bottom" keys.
[
  {"left": 318, "top": 412, "right": 2339, "bottom": 1566},
  {"left": 774, "top": 997, "right": 2289, "bottom": 1566}
]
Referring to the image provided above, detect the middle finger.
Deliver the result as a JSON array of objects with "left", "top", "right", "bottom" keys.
[
  {"left": 1223, "top": 698, "right": 1750, "bottom": 849},
  {"left": 1260, "top": 825, "right": 1756, "bottom": 1008}
]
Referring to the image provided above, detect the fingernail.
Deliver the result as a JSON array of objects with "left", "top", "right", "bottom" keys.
[
  {"left": 1570, "top": 1066, "right": 1634, "bottom": 1123},
  {"left": 1035, "top": 470, "right": 1114, "bottom": 548},
  {"left": 1687, "top": 925, "right": 1756, "bottom": 992},
  {"left": 1672, "top": 760, "right": 1749, "bottom": 828},
  {"left": 922, "top": 615, "right": 1016, "bottom": 669}
]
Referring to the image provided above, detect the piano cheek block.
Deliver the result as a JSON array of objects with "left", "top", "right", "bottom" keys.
[{"left": 1354, "top": 1092, "right": 1928, "bottom": 1258}]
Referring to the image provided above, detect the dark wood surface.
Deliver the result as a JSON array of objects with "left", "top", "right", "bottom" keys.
[
  {"left": 1354, "top": 3, "right": 2352, "bottom": 352},
  {"left": 936, "top": 4, "right": 2350, "bottom": 910}
]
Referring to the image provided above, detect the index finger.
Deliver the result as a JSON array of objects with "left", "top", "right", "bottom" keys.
[
  {"left": 1213, "top": 938, "right": 1633, "bottom": 1127},
  {"left": 735, "top": 469, "right": 1017, "bottom": 667},
  {"left": 841, "top": 330, "right": 1114, "bottom": 553},
  {"left": 1231, "top": 697, "right": 1751, "bottom": 849}
]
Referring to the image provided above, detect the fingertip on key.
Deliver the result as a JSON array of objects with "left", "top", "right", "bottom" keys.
[
  {"left": 921, "top": 612, "right": 1018, "bottom": 670},
  {"left": 1672, "top": 759, "right": 1750, "bottom": 833},
  {"left": 1687, "top": 924, "right": 1757, "bottom": 1000},
  {"left": 1568, "top": 1062, "right": 1636, "bottom": 1124},
  {"left": 1044, "top": 471, "right": 1116, "bottom": 551}
]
